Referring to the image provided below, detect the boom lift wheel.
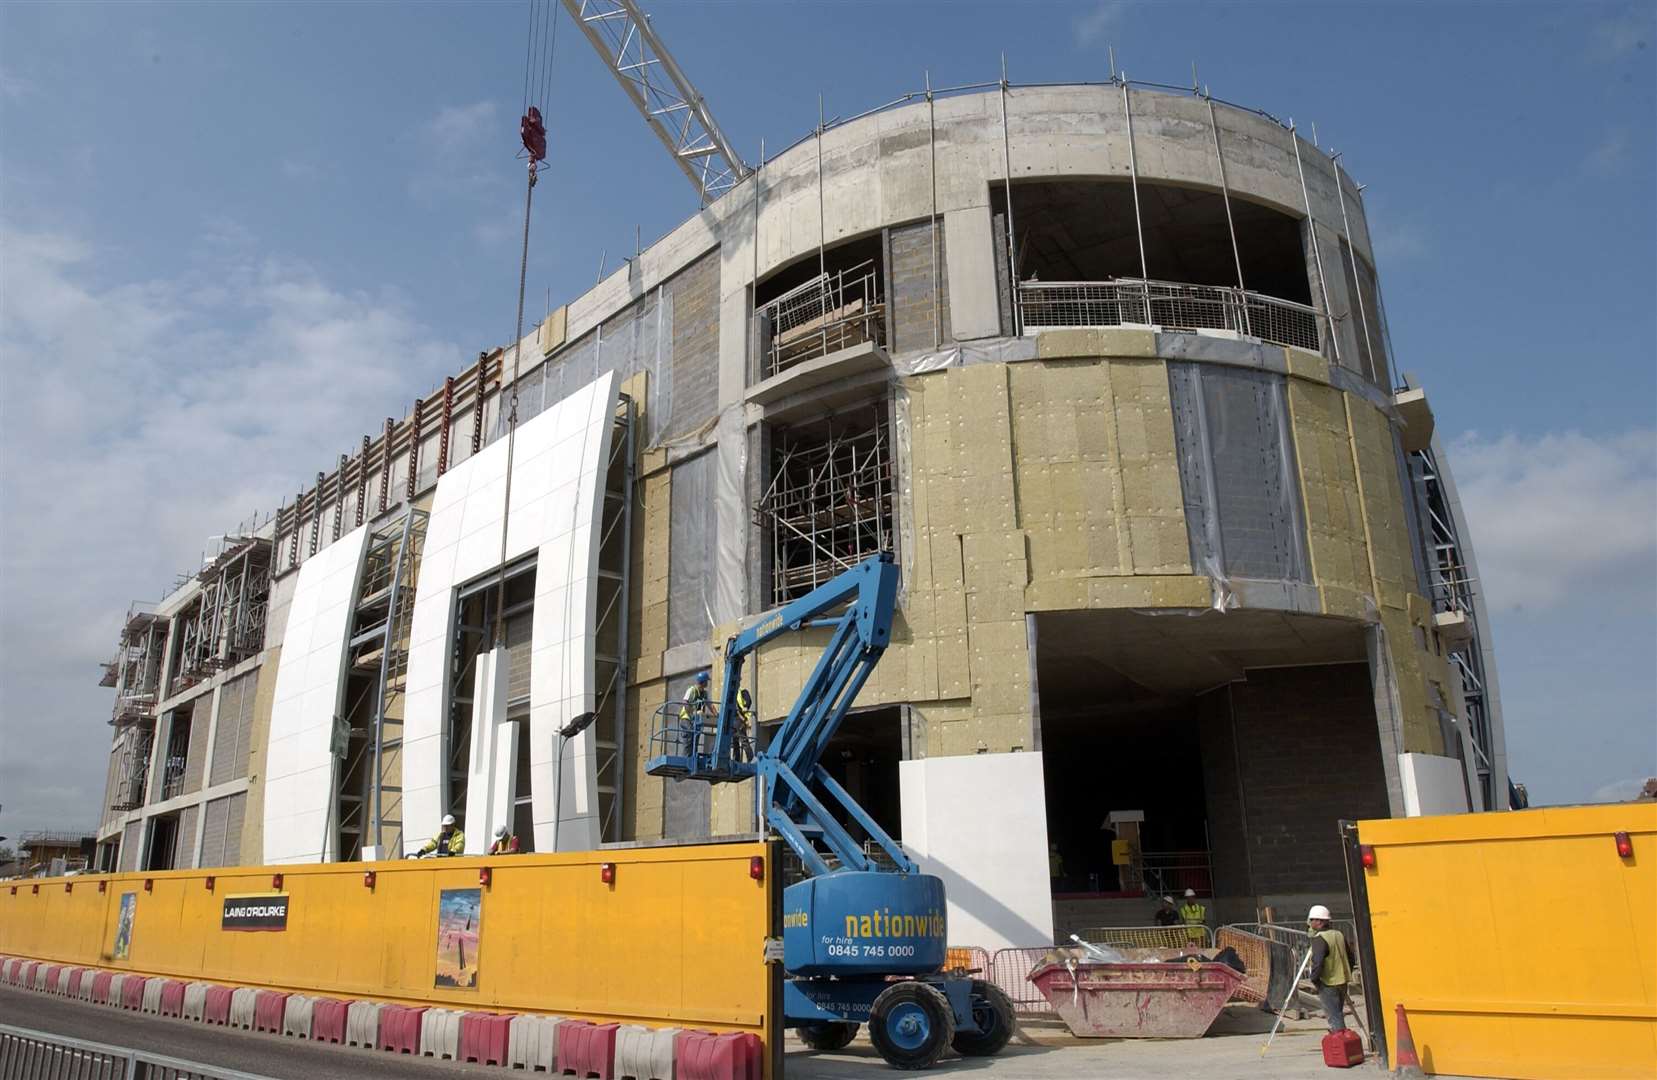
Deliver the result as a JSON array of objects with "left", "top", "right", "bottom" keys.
[
  {"left": 797, "top": 1021, "right": 859, "bottom": 1052},
  {"left": 951, "top": 979, "right": 1015, "bottom": 1057},
  {"left": 869, "top": 981, "right": 956, "bottom": 1070}
]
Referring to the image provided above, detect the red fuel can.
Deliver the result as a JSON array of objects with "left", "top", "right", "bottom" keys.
[{"left": 1321, "top": 1029, "right": 1364, "bottom": 1067}]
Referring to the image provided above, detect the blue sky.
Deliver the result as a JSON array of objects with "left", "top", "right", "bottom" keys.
[{"left": 1, "top": 1, "right": 1652, "bottom": 839}]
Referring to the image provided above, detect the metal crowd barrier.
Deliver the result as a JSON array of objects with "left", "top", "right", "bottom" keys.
[
  {"left": 1073, "top": 923, "right": 1215, "bottom": 950},
  {"left": 0, "top": 1023, "right": 275, "bottom": 1080}
]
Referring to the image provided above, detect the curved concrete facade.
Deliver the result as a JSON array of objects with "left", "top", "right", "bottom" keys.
[{"left": 100, "top": 81, "right": 1501, "bottom": 936}]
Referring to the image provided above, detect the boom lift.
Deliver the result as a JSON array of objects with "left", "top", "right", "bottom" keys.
[{"left": 647, "top": 553, "right": 1014, "bottom": 1069}]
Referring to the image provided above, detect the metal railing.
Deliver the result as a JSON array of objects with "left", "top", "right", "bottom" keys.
[
  {"left": 1074, "top": 924, "right": 1214, "bottom": 951},
  {"left": 754, "top": 261, "right": 885, "bottom": 379},
  {"left": 0, "top": 1023, "right": 276, "bottom": 1079},
  {"left": 1018, "top": 278, "right": 1325, "bottom": 353},
  {"left": 1138, "top": 849, "right": 1214, "bottom": 899}
]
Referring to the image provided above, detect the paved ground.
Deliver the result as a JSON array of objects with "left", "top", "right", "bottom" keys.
[
  {"left": 785, "top": 1008, "right": 1359, "bottom": 1079},
  {"left": 3, "top": 982, "right": 1369, "bottom": 1078}
]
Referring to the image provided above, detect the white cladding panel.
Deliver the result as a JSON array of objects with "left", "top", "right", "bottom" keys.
[
  {"left": 262, "top": 524, "right": 371, "bottom": 863},
  {"left": 1399, "top": 752, "right": 1471, "bottom": 817},
  {"left": 899, "top": 752, "right": 1055, "bottom": 952},
  {"left": 403, "top": 370, "right": 617, "bottom": 853}
]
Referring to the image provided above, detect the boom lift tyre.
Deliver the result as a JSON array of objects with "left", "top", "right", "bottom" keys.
[
  {"left": 869, "top": 982, "right": 957, "bottom": 1071},
  {"left": 797, "top": 1021, "right": 859, "bottom": 1052},
  {"left": 951, "top": 980, "right": 1016, "bottom": 1057}
]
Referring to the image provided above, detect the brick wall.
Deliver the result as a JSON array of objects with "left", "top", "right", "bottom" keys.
[
  {"left": 666, "top": 249, "right": 719, "bottom": 437},
  {"left": 1200, "top": 663, "right": 1389, "bottom": 897},
  {"left": 887, "top": 219, "right": 950, "bottom": 355}
]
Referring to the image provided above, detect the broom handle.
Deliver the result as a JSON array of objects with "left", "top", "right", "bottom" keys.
[{"left": 1261, "top": 947, "right": 1317, "bottom": 1057}]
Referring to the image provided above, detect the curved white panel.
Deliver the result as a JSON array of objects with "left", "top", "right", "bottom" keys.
[
  {"left": 403, "top": 370, "right": 617, "bottom": 853},
  {"left": 262, "top": 524, "right": 371, "bottom": 864}
]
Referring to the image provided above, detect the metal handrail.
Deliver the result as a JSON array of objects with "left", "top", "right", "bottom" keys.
[
  {"left": 0, "top": 1022, "right": 277, "bottom": 1079},
  {"left": 755, "top": 260, "right": 885, "bottom": 379},
  {"left": 1017, "top": 277, "right": 1325, "bottom": 353}
]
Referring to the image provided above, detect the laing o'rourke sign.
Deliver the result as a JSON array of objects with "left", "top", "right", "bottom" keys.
[{"left": 221, "top": 893, "right": 289, "bottom": 931}]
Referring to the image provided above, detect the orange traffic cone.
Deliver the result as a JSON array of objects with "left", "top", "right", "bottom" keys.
[{"left": 1392, "top": 1003, "right": 1426, "bottom": 1078}]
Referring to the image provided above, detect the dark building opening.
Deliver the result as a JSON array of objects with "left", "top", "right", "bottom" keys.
[
  {"left": 144, "top": 812, "right": 180, "bottom": 871},
  {"left": 447, "top": 560, "right": 537, "bottom": 829},
  {"left": 820, "top": 705, "right": 904, "bottom": 852},
  {"left": 994, "top": 178, "right": 1312, "bottom": 305}
]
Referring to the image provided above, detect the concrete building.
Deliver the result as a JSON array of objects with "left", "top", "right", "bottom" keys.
[{"left": 93, "top": 80, "right": 1507, "bottom": 947}]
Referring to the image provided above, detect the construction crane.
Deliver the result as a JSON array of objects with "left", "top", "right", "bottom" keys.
[
  {"left": 647, "top": 554, "right": 1015, "bottom": 1070},
  {"left": 559, "top": 0, "right": 751, "bottom": 204}
]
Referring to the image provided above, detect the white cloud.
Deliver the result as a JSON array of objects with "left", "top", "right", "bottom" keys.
[
  {"left": 1448, "top": 428, "right": 1657, "bottom": 615},
  {"left": 1074, "top": 2, "right": 1129, "bottom": 49},
  {"left": 1586, "top": 128, "right": 1630, "bottom": 177},
  {"left": 409, "top": 101, "right": 510, "bottom": 206},
  {"left": 1590, "top": 10, "right": 1651, "bottom": 60},
  {"left": 0, "top": 221, "right": 458, "bottom": 833},
  {"left": 1590, "top": 777, "right": 1653, "bottom": 803}
]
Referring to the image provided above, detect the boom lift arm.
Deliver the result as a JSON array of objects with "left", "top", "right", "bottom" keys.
[{"left": 647, "top": 552, "right": 905, "bottom": 877}]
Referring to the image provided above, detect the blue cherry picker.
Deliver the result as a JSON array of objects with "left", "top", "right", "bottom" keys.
[{"left": 647, "top": 552, "right": 1015, "bottom": 1070}]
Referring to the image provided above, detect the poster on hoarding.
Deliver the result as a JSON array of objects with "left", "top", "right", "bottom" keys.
[
  {"left": 112, "top": 892, "right": 137, "bottom": 960},
  {"left": 221, "top": 893, "right": 290, "bottom": 931},
  {"left": 434, "top": 888, "right": 482, "bottom": 989}
]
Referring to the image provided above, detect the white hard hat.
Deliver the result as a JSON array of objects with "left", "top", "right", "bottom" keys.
[
  {"left": 1162, "top": 896, "right": 1174, "bottom": 904},
  {"left": 1307, "top": 904, "right": 1332, "bottom": 922},
  {"left": 1184, "top": 888, "right": 1196, "bottom": 898},
  {"left": 441, "top": 814, "right": 456, "bottom": 827},
  {"left": 494, "top": 825, "right": 509, "bottom": 839}
]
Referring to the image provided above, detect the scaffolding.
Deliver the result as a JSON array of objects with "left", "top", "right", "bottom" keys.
[
  {"left": 592, "top": 393, "right": 635, "bottom": 842},
  {"left": 108, "top": 726, "right": 154, "bottom": 815},
  {"left": 104, "top": 604, "right": 165, "bottom": 728},
  {"left": 167, "top": 536, "right": 272, "bottom": 697},
  {"left": 1415, "top": 445, "right": 1497, "bottom": 809},
  {"left": 756, "top": 406, "right": 894, "bottom": 606},
  {"left": 336, "top": 507, "right": 428, "bottom": 861}
]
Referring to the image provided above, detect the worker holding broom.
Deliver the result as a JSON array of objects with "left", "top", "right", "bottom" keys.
[{"left": 1306, "top": 904, "right": 1358, "bottom": 1031}]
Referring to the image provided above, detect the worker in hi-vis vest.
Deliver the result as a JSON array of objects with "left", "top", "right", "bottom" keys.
[
  {"left": 1305, "top": 904, "right": 1358, "bottom": 1032},
  {"left": 489, "top": 824, "right": 519, "bottom": 855},
  {"left": 418, "top": 814, "right": 464, "bottom": 857},
  {"left": 1179, "top": 889, "right": 1207, "bottom": 942},
  {"left": 679, "top": 671, "right": 711, "bottom": 756}
]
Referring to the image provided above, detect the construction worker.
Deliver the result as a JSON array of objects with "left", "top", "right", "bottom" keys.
[
  {"left": 1306, "top": 904, "right": 1358, "bottom": 1032},
  {"left": 679, "top": 672, "right": 711, "bottom": 757},
  {"left": 489, "top": 825, "right": 519, "bottom": 855},
  {"left": 1154, "top": 896, "right": 1180, "bottom": 927},
  {"left": 418, "top": 814, "right": 464, "bottom": 857},
  {"left": 1179, "top": 888, "right": 1207, "bottom": 943},
  {"left": 734, "top": 687, "right": 755, "bottom": 760}
]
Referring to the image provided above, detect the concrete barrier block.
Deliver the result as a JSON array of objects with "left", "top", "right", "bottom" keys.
[
  {"left": 253, "top": 990, "right": 290, "bottom": 1034},
  {"left": 83, "top": 971, "right": 107, "bottom": 1003},
  {"left": 615, "top": 1024, "right": 679, "bottom": 1080},
  {"left": 121, "top": 975, "right": 147, "bottom": 1011},
  {"left": 311, "top": 998, "right": 349, "bottom": 1043},
  {"left": 675, "top": 1030, "right": 763, "bottom": 1080},
  {"left": 55, "top": 967, "right": 76, "bottom": 996},
  {"left": 508, "top": 1013, "right": 563, "bottom": 1071},
  {"left": 346, "top": 1000, "right": 385, "bottom": 1047},
  {"left": 229, "top": 986, "right": 259, "bottom": 1029},
  {"left": 0, "top": 959, "right": 14, "bottom": 984},
  {"left": 556, "top": 1020, "right": 620, "bottom": 1080},
  {"left": 39, "top": 965, "right": 61, "bottom": 992},
  {"left": 140, "top": 976, "right": 165, "bottom": 1014},
  {"left": 107, "top": 974, "right": 129, "bottom": 1009},
  {"left": 18, "top": 961, "right": 38, "bottom": 988},
  {"left": 460, "top": 1012, "right": 511, "bottom": 1066},
  {"left": 90, "top": 971, "right": 114, "bottom": 1004},
  {"left": 203, "top": 984, "right": 233, "bottom": 1025},
  {"left": 158, "top": 979, "right": 186, "bottom": 1018},
  {"left": 182, "top": 981, "right": 210, "bottom": 1021},
  {"left": 420, "top": 1007, "right": 461, "bottom": 1059},
  {"left": 282, "top": 994, "right": 315, "bottom": 1037},
  {"left": 378, "top": 1004, "right": 427, "bottom": 1054}
]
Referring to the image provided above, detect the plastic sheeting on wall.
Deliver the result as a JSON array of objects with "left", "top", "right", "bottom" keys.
[
  {"left": 712, "top": 406, "right": 749, "bottom": 626},
  {"left": 491, "top": 288, "right": 675, "bottom": 449},
  {"left": 667, "top": 449, "right": 716, "bottom": 650},
  {"left": 1168, "top": 362, "right": 1311, "bottom": 602}
]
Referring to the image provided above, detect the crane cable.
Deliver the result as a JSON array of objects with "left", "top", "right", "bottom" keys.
[{"left": 492, "top": 0, "right": 558, "bottom": 651}]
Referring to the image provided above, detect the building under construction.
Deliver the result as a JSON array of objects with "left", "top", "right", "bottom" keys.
[{"left": 93, "top": 47, "right": 1510, "bottom": 948}]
